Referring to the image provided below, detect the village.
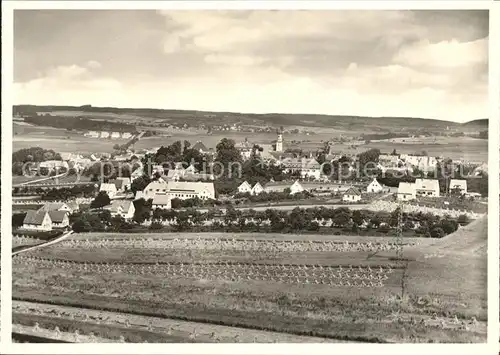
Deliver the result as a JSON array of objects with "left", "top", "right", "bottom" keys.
[{"left": 12, "top": 130, "right": 486, "bottom": 233}]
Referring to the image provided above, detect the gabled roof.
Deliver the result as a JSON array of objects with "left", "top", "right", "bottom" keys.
[
  {"left": 252, "top": 182, "right": 263, "bottom": 190},
  {"left": 238, "top": 181, "right": 252, "bottom": 190},
  {"left": 192, "top": 141, "right": 208, "bottom": 152},
  {"left": 23, "top": 210, "right": 48, "bottom": 225},
  {"left": 344, "top": 187, "right": 361, "bottom": 196},
  {"left": 112, "top": 177, "right": 131, "bottom": 190},
  {"left": 48, "top": 210, "right": 68, "bottom": 223},
  {"left": 38, "top": 202, "right": 67, "bottom": 212}
]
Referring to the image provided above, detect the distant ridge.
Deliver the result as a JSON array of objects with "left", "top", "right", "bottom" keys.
[
  {"left": 13, "top": 104, "right": 470, "bottom": 130},
  {"left": 462, "top": 118, "right": 488, "bottom": 127}
]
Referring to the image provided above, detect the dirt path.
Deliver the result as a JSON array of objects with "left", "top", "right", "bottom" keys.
[
  {"left": 13, "top": 300, "right": 353, "bottom": 343},
  {"left": 12, "top": 231, "right": 74, "bottom": 256}
]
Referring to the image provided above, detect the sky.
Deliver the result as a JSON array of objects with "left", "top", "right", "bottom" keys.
[{"left": 13, "top": 10, "right": 489, "bottom": 122}]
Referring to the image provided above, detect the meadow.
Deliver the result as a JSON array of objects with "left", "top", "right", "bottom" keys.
[{"left": 12, "top": 217, "right": 487, "bottom": 343}]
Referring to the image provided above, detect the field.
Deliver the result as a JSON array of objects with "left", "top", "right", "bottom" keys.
[
  {"left": 13, "top": 122, "right": 487, "bottom": 162},
  {"left": 12, "top": 216, "right": 487, "bottom": 343}
]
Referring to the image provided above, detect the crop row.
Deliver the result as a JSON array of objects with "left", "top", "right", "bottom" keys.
[
  {"left": 59, "top": 237, "right": 416, "bottom": 253},
  {"left": 14, "top": 256, "right": 396, "bottom": 287}
]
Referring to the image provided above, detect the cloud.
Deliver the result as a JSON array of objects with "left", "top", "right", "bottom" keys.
[
  {"left": 13, "top": 10, "right": 488, "bottom": 122},
  {"left": 14, "top": 64, "right": 122, "bottom": 105},
  {"left": 393, "top": 38, "right": 488, "bottom": 68},
  {"left": 86, "top": 60, "right": 102, "bottom": 69}
]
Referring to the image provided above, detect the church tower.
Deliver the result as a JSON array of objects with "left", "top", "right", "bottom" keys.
[{"left": 276, "top": 132, "right": 283, "bottom": 152}]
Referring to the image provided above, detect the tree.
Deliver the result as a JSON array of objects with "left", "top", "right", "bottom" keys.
[
  {"left": 391, "top": 149, "right": 397, "bottom": 156},
  {"left": 357, "top": 148, "right": 380, "bottom": 177},
  {"left": 430, "top": 227, "right": 445, "bottom": 238},
  {"left": 131, "top": 175, "right": 151, "bottom": 194},
  {"left": 90, "top": 191, "right": 111, "bottom": 209},
  {"left": 215, "top": 138, "right": 242, "bottom": 178}
]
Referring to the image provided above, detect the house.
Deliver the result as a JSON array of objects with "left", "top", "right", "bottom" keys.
[
  {"left": 86, "top": 131, "right": 99, "bottom": 138},
  {"left": 290, "top": 180, "right": 304, "bottom": 195},
  {"left": 279, "top": 157, "right": 323, "bottom": 180},
  {"left": 449, "top": 179, "right": 467, "bottom": 195},
  {"left": 414, "top": 179, "right": 440, "bottom": 197},
  {"left": 152, "top": 194, "right": 172, "bottom": 210},
  {"left": 397, "top": 182, "right": 416, "bottom": 201},
  {"left": 122, "top": 132, "right": 132, "bottom": 139},
  {"left": 100, "top": 131, "right": 110, "bottom": 139},
  {"left": 342, "top": 187, "right": 362, "bottom": 202},
  {"left": 192, "top": 141, "right": 209, "bottom": 154},
  {"left": 166, "top": 181, "right": 215, "bottom": 200},
  {"left": 112, "top": 177, "right": 131, "bottom": 192},
  {"left": 22, "top": 211, "right": 53, "bottom": 231},
  {"left": 366, "top": 178, "right": 383, "bottom": 193},
  {"left": 111, "top": 132, "right": 121, "bottom": 139},
  {"left": 238, "top": 181, "right": 252, "bottom": 194},
  {"left": 104, "top": 200, "right": 135, "bottom": 220},
  {"left": 38, "top": 202, "right": 72, "bottom": 214},
  {"left": 48, "top": 211, "right": 70, "bottom": 229},
  {"left": 39, "top": 160, "right": 69, "bottom": 172},
  {"left": 251, "top": 182, "right": 264, "bottom": 195},
  {"left": 143, "top": 180, "right": 169, "bottom": 200},
  {"left": 99, "top": 183, "right": 118, "bottom": 198}
]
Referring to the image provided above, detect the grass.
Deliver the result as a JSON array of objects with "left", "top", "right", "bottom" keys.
[{"left": 12, "top": 221, "right": 487, "bottom": 343}]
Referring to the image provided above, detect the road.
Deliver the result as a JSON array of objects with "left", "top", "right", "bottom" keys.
[{"left": 13, "top": 172, "right": 68, "bottom": 187}]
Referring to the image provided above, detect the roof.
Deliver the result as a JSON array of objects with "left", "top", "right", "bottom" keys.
[
  {"left": 397, "top": 182, "right": 415, "bottom": 195},
  {"left": 100, "top": 183, "right": 117, "bottom": 192},
  {"left": 145, "top": 180, "right": 168, "bottom": 192},
  {"left": 192, "top": 141, "right": 208, "bottom": 151},
  {"left": 135, "top": 191, "right": 145, "bottom": 200},
  {"left": 280, "top": 157, "right": 321, "bottom": 169},
  {"left": 48, "top": 211, "right": 68, "bottom": 223},
  {"left": 415, "top": 178, "right": 440, "bottom": 191},
  {"left": 112, "top": 177, "right": 131, "bottom": 190},
  {"left": 368, "top": 178, "right": 382, "bottom": 186},
  {"left": 152, "top": 194, "right": 171, "bottom": 205},
  {"left": 344, "top": 187, "right": 361, "bottom": 196},
  {"left": 252, "top": 182, "right": 263, "bottom": 190},
  {"left": 38, "top": 202, "right": 67, "bottom": 212},
  {"left": 23, "top": 211, "right": 48, "bottom": 225}
]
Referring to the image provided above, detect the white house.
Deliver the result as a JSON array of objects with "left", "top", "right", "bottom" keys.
[
  {"left": 111, "top": 132, "right": 121, "bottom": 139},
  {"left": 104, "top": 200, "right": 135, "bottom": 220},
  {"left": 48, "top": 211, "right": 70, "bottom": 229},
  {"left": 290, "top": 180, "right": 305, "bottom": 195},
  {"left": 238, "top": 181, "right": 252, "bottom": 194},
  {"left": 342, "top": 187, "right": 362, "bottom": 202},
  {"left": 414, "top": 178, "right": 440, "bottom": 197},
  {"left": 366, "top": 178, "right": 383, "bottom": 193},
  {"left": 449, "top": 179, "right": 467, "bottom": 195},
  {"left": 397, "top": 182, "right": 416, "bottom": 201},
  {"left": 251, "top": 182, "right": 264, "bottom": 195},
  {"left": 100, "top": 131, "right": 110, "bottom": 139},
  {"left": 22, "top": 211, "right": 53, "bottom": 231},
  {"left": 152, "top": 194, "right": 172, "bottom": 210},
  {"left": 39, "top": 160, "right": 69, "bottom": 172},
  {"left": 99, "top": 183, "right": 118, "bottom": 198},
  {"left": 167, "top": 181, "right": 215, "bottom": 200},
  {"left": 122, "top": 132, "right": 132, "bottom": 139},
  {"left": 279, "top": 157, "right": 323, "bottom": 181}
]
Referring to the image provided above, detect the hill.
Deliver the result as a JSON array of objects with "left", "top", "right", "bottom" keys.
[
  {"left": 14, "top": 104, "right": 463, "bottom": 133},
  {"left": 462, "top": 119, "right": 488, "bottom": 128}
]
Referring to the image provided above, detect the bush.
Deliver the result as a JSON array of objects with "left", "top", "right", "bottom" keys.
[
  {"left": 149, "top": 221, "right": 163, "bottom": 230},
  {"left": 430, "top": 227, "right": 445, "bottom": 238}
]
